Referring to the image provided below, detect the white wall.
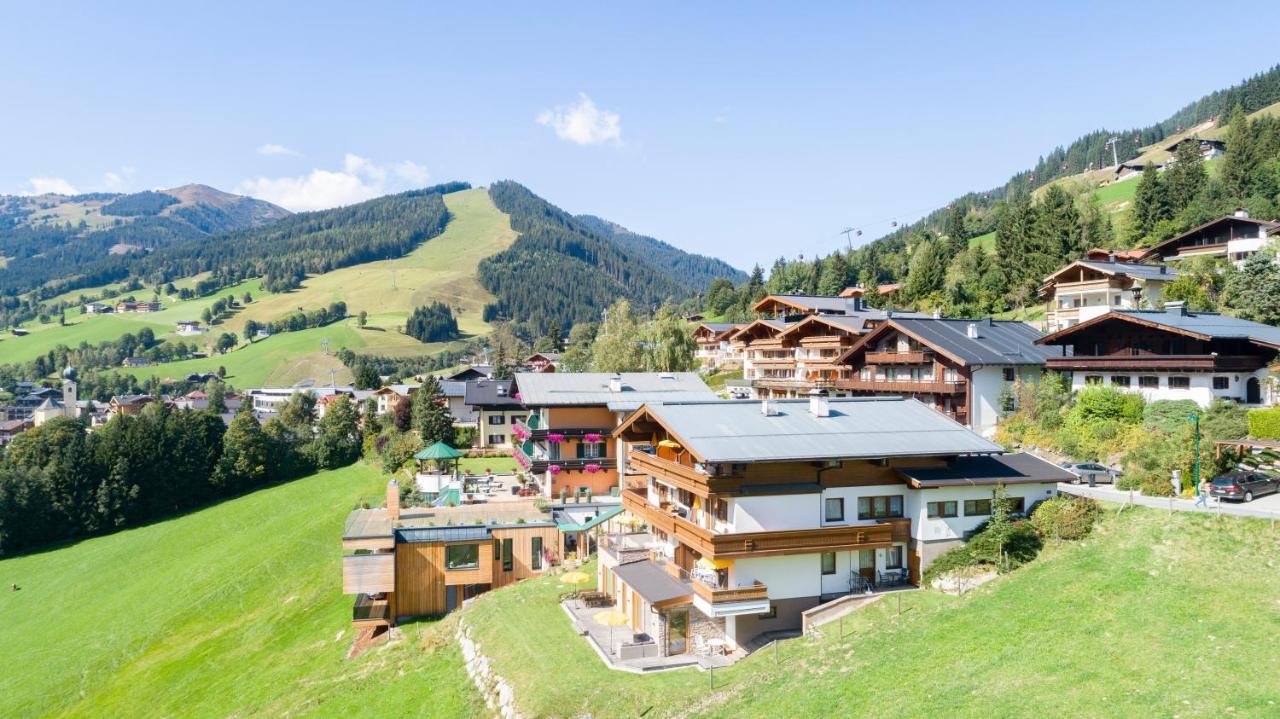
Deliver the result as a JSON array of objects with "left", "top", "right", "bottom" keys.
[
  {"left": 733, "top": 494, "right": 819, "bottom": 532},
  {"left": 732, "top": 553, "right": 822, "bottom": 600},
  {"left": 970, "top": 367, "right": 1005, "bottom": 437},
  {"left": 1073, "top": 369, "right": 1272, "bottom": 408},
  {"left": 911, "top": 483, "right": 1058, "bottom": 542}
]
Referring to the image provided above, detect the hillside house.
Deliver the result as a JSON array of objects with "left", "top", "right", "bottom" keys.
[
  {"left": 1138, "top": 211, "right": 1279, "bottom": 267},
  {"left": 835, "top": 317, "right": 1055, "bottom": 436},
  {"left": 692, "top": 323, "right": 743, "bottom": 370},
  {"left": 0, "top": 418, "right": 33, "bottom": 444},
  {"left": 512, "top": 372, "right": 716, "bottom": 501},
  {"left": 109, "top": 394, "right": 154, "bottom": 417},
  {"left": 121, "top": 357, "right": 151, "bottom": 368},
  {"left": 464, "top": 379, "right": 523, "bottom": 448},
  {"left": 371, "top": 384, "right": 419, "bottom": 416},
  {"left": 1036, "top": 304, "right": 1280, "bottom": 407},
  {"left": 606, "top": 397, "right": 1069, "bottom": 656},
  {"left": 175, "top": 320, "right": 208, "bottom": 336},
  {"left": 82, "top": 302, "right": 113, "bottom": 314},
  {"left": 1039, "top": 257, "right": 1177, "bottom": 332},
  {"left": 522, "top": 352, "right": 560, "bottom": 373},
  {"left": 115, "top": 300, "right": 161, "bottom": 313},
  {"left": 1162, "top": 136, "right": 1226, "bottom": 162}
]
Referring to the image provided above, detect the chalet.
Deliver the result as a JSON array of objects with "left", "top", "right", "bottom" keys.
[
  {"left": 1035, "top": 304, "right": 1280, "bottom": 407},
  {"left": 440, "top": 380, "right": 475, "bottom": 424},
  {"left": 175, "top": 320, "right": 208, "bottom": 336},
  {"left": 691, "top": 323, "right": 743, "bottom": 370},
  {"left": 1138, "top": 211, "right": 1279, "bottom": 267},
  {"left": 82, "top": 302, "right": 112, "bottom": 314},
  {"left": 465, "top": 379, "right": 523, "bottom": 448},
  {"left": 316, "top": 390, "right": 357, "bottom": 418},
  {"left": 121, "top": 357, "right": 151, "bottom": 368},
  {"left": 172, "top": 390, "right": 208, "bottom": 411},
  {"left": 522, "top": 352, "right": 560, "bottom": 373},
  {"left": 751, "top": 290, "right": 876, "bottom": 320},
  {"left": 512, "top": 372, "right": 716, "bottom": 501},
  {"left": 340, "top": 488, "right": 562, "bottom": 629},
  {"left": 0, "top": 418, "right": 32, "bottom": 444},
  {"left": 835, "top": 317, "right": 1056, "bottom": 436},
  {"left": 607, "top": 397, "right": 1070, "bottom": 656},
  {"left": 109, "top": 394, "right": 155, "bottom": 417},
  {"left": 445, "top": 365, "right": 493, "bottom": 382},
  {"left": 115, "top": 300, "right": 161, "bottom": 313},
  {"left": 1039, "top": 256, "right": 1177, "bottom": 332},
  {"left": 371, "top": 383, "right": 419, "bottom": 416},
  {"left": 1162, "top": 136, "right": 1226, "bottom": 161},
  {"left": 1114, "top": 160, "right": 1164, "bottom": 182}
]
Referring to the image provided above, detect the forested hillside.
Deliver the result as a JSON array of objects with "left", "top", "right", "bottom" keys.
[
  {"left": 480, "top": 181, "right": 741, "bottom": 335},
  {"left": 574, "top": 214, "right": 746, "bottom": 287}
]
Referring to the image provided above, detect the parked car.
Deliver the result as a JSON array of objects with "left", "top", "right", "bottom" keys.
[
  {"left": 1210, "top": 470, "right": 1280, "bottom": 502},
  {"left": 1060, "top": 462, "right": 1119, "bottom": 485}
]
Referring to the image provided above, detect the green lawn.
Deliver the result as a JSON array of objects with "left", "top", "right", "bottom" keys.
[
  {"left": 968, "top": 230, "right": 995, "bottom": 253},
  {"left": 0, "top": 463, "right": 481, "bottom": 718},
  {"left": 458, "top": 456, "right": 518, "bottom": 474},
  {"left": 466, "top": 507, "right": 1280, "bottom": 718}
]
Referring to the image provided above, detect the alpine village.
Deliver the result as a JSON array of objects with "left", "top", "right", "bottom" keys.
[{"left": 6, "top": 16, "right": 1280, "bottom": 719}]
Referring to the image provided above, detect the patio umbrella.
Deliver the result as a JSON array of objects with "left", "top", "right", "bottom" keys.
[
  {"left": 594, "top": 609, "right": 630, "bottom": 653},
  {"left": 560, "top": 570, "right": 592, "bottom": 586}
]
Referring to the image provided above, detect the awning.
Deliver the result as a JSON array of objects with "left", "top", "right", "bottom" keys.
[
  {"left": 553, "top": 505, "right": 624, "bottom": 532},
  {"left": 612, "top": 560, "right": 692, "bottom": 608},
  {"left": 897, "top": 453, "right": 1075, "bottom": 488}
]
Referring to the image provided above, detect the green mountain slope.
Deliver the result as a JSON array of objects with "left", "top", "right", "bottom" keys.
[
  {"left": 575, "top": 214, "right": 746, "bottom": 286},
  {"left": 0, "top": 463, "right": 480, "bottom": 718}
]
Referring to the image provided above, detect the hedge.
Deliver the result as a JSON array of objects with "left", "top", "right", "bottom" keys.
[{"left": 1248, "top": 407, "right": 1280, "bottom": 439}]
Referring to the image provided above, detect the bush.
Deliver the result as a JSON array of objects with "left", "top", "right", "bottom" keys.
[
  {"left": 1202, "top": 399, "right": 1248, "bottom": 440},
  {"left": 452, "top": 425, "right": 477, "bottom": 450},
  {"left": 1070, "top": 386, "right": 1144, "bottom": 425},
  {"left": 1248, "top": 406, "right": 1280, "bottom": 439},
  {"left": 1144, "top": 399, "right": 1201, "bottom": 432},
  {"left": 1030, "top": 496, "right": 1101, "bottom": 540}
]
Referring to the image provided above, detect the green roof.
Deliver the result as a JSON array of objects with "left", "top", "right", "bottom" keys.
[{"left": 414, "top": 441, "right": 463, "bottom": 460}]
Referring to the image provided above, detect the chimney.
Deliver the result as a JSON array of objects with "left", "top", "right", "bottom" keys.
[
  {"left": 1164, "top": 300, "right": 1187, "bottom": 315},
  {"left": 760, "top": 399, "right": 779, "bottom": 416},
  {"left": 1235, "top": 208, "right": 1249, "bottom": 219},
  {"left": 966, "top": 323, "right": 979, "bottom": 339},
  {"left": 808, "top": 388, "right": 830, "bottom": 417},
  {"left": 1108, "top": 251, "right": 1116, "bottom": 263},
  {"left": 1159, "top": 265, "right": 1167, "bottom": 274},
  {"left": 932, "top": 307, "right": 941, "bottom": 319},
  {"left": 387, "top": 479, "right": 400, "bottom": 521},
  {"left": 608, "top": 375, "right": 623, "bottom": 393}
]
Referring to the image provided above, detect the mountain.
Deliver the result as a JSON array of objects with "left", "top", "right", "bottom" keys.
[
  {"left": 575, "top": 214, "right": 746, "bottom": 287},
  {"left": 0, "top": 184, "right": 289, "bottom": 297},
  {"left": 479, "top": 181, "right": 743, "bottom": 334}
]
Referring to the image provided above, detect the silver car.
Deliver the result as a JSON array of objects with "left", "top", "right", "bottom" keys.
[{"left": 1060, "top": 462, "right": 1119, "bottom": 485}]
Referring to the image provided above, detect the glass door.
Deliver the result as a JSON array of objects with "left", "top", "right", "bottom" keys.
[
  {"left": 667, "top": 609, "right": 689, "bottom": 655},
  {"left": 858, "top": 549, "right": 876, "bottom": 581}
]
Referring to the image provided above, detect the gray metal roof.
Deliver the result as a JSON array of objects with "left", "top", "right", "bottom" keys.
[
  {"left": 764, "top": 294, "right": 866, "bottom": 314},
  {"left": 464, "top": 379, "right": 521, "bottom": 408},
  {"left": 438, "top": 380, "right": 468, "bottom": 398},
  {"left": 395, "top": 525, "right": 494, "bottom": 544},
  {"left": 514, "top": 372, "right": 716, "bottom": 411},
  {"left": 612, "top": 560, "right": 691, "bottom": 605},
  {"left": 1074, "top": 260, "right": 1178, "bottom": 282},
  {"left": 897, "top": 453, "right": 1075, "bottom": 487},
  {"left": 1113, "top": 308, "right": 1280, "bottom": 348},
  {"left": 639, "top": 397, "right": 1002, "bottom": 463},
  {"left": 884, "top": 317, "right": 1057, "bottom": 366}
]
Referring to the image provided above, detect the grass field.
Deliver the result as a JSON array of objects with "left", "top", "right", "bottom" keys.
[
  {"left": 467, "top": 507, "right": 1280, "bottom": 718},
  {"left": 968, "top": 230, "right": 995, "bottom": 253},
  {"left": 0, "top": 463, "right": 481, "bottom": 718}
]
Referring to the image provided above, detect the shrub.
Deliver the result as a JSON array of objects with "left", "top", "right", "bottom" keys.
[
  {"left": 452, "top": 425, "right": 477, "bottom": 450},
  {"left": 1070, "top": 386, "right": 1144, "bottom": 425},
  {"left": 1248, "top": 406, "right": 1280, "bottom": 439},
  {"left": 1143, "top": 399, "right": 1200, "bottom": 432},
  {"left": 1202, "top": 399, "right": 1248, "bottom": 440},
  {"left": 1030, "top": 496, "right": 1101, "bottom": 540}
]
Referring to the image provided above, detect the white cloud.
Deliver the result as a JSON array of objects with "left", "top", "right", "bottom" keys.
[
  {"left": 258, "top": 143, "right": 300, "bottom": 157},
  {"left": 537, "top": 93, "right": 622, "bottom": 145},
  {"left": 235, "top": 153, "right": 430, "bottom": 212},
  {"left": 23, "top": 177, "right": 80, "bottom": 195}
]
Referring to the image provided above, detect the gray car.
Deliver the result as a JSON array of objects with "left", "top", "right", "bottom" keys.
[{"left": 1060, "top": 462, "right": 1119, "bottom": 485}]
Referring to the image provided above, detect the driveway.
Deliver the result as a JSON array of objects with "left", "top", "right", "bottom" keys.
[{"left": 1059, "top": 482, "right": 1280, "bottom": 520}]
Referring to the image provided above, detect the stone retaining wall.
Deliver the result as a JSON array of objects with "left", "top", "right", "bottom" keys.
[{"left": 457, "top": 620, "right": 523, "bottom": 719}]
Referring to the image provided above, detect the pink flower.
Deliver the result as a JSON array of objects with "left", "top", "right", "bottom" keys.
[
  {"left": 547, "top": 433, "right": 564, "bottom": 443},
  {"left": 548, "top": 465, "right": 562, "bottom": 475},
  {"left": 585, "top": 464, "right": 601, "bottom": 473},
  {"left": 584, "top": 433, "right": 602, "bottom": 443}
]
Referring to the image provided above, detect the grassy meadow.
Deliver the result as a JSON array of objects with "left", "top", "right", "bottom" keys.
[{"left": 0, "top": 463, "right": 481, "bottom": 718}]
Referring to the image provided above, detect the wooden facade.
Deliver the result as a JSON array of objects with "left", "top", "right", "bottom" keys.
[{"left": 835, "top": 323, "right": 973, "bottom": 425}]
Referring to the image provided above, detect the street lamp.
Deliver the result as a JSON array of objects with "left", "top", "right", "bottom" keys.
[{"left": 1187, "top": 413, "right": 1201, "bottom": 495}]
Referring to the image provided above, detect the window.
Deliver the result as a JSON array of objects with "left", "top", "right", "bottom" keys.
[
  {"left": 509, "top": 415, "right": 526, "bottom": 425},
  {"left": 885, "top": 546, "right": 903, "bottom": 569},
  {"left": 1139, "top": 376, "right": 1159, "bottom": 389},
  {"left": 488, "top": 434, "right": 504, "bottom": 445},
  {"left": 824, "top": 497, "right": 845, "bottom": 522},
  {"left": 964, "top": 499, "right": 992, "bottom": 516},
  {"left": 712, "top": 497, "right": 729, "bottom": 522},
  {"left": 1003, "top": 368, "right": 1016, "bottom": 382},
  {"left": 820, "top": 552, "right": 836, "bottom": 575},
  {"left": 1005, "top": 497, "right": 1026, "bottom": 514},
  {"left": 759, "top": 602, "right": 777, "bottom": 620},
  {"left": 1168, "top": 376, "right": 1190, "bottom": 389},
  {"left": 501, "top": 538, "right": 513, "bottom": 572},
  {"left": 859, "top": 366, "right": 871, "bottom": 380},
  {"left": 445, "top": 543, "right": 480, "bottom": 570},
  {"left": 488, "top": 414, "right": 505, "bottom": 426},
  {"left": 927, "top": 501, "right": 958, "bottom": 518},
  {"left": 1213, "top": 376, "right": 1230, "bottom": 390},
  {"left": 1113, "top": 295, "right": 1122, "bottom": 306},
  {"left": 548, "top": 443, "right": 561, "bottom": 460},
  {"left": 1084, "top": 375, "right": 1103, "bottom": 385},
  {"left": 1110, "top": 376, "right": 1130, "bottom": 388},
  {"left": 944, "top": 367, "right": 960, "bottom": 383},
  {"left": 532, "top": 536, "right": 543, "bottom": 570},
  {"left": 577, "top": 442, "right": 605, "bottom": 459},
  {"left": 857, "top": 495, "right": 904, "bottom": 520}
]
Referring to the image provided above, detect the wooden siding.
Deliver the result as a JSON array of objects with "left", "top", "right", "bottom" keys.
[
  {"left": 490, "top": 525, "right": 560, "bottom": 588},
  {"left": 547, "top": 406, "right": 615, "bottom": 428},
  {"left": 342, "top": 553, "right": 395, "bottom": 594},
  {"left": 395, "top": 543, "right": 446, "bottom": 617},
  {"left": 443, "top": 540, "right": 494, "bottom": 586}
]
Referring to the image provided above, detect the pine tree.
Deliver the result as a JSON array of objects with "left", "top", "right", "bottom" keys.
[
  {"left": 1221, "top": 103, "right": 1257, "bottom": 200},
  {"left": 545, "top": 319, "right": 564, "bottom": 352},
  {"left": 1165, "top": 139, "right": 1208, "bottom": 212},
  {"left": 205, "top": 377, "right": 226, "bottom": 414},
  {"left": 215, "top": 408, "right": 270, "bottom": 490},
  {"left": 413, "top": 377, "right": 456, "bottom": 447},
  {"left": 816, "top": 253, "right": 851, "bottom": 295},
  {"left": 1129, "top": 163, "right": 1169, "bottom": 241},
  {"left": 903, "top": 237, "right": 947, "bottom": 301}
]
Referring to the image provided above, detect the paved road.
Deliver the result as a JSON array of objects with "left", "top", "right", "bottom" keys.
[{"left": 1059, "top": 482, "right": 1280, "bottom": 520}]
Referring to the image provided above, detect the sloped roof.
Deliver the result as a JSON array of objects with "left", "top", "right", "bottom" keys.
[
  {"left": 464, "top": 379, "right": 520, "bottom": 408},
  {"left": 1141, "top": 215, "right": 1280, "bottom": 258},
  {"left": 1036, "top": 307, "right": 1280, "bottom": 349},
  {"left": 897, "top": 453, "right": 1075, "bottom": 487},
  {"left": 1043, "top": 259, "right": 1177, "bottom": 286},
  {"left": 867, "top": 317, "right": 1057, "bottom": 366},
  {"left": 612, "top": 560, "right": 692, "bottom": 606},
  {"left": 626, "top": 397, "right": 1001, "bottom": 463},
  {"left": 438, "top": 380, "right": 468, "bottom": 398},
  {"left": 753, "top": 294, "right": 867, "bottom": 314},
  {"left": 514, "top": 372, "right": 716, "bottom": 411}
]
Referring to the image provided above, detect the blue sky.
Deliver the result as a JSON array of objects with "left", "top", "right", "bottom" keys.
[{"left": 3, "top": 2, "right": 1279, "bottom": 270}]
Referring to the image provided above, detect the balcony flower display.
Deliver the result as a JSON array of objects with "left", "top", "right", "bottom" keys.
[
  {"left": 584, "top": 433, "right": 602, "bottom": 443},
  {"left": 548, "top": 464, "right": 563, "bottom": 475},
  {"left": 512, "top": 425, "right": 529, "bottom": 441},
  {"left": 513, "top": 392, "right": 521, "bottom": 402},
  {"left": 585, "top": 463, "right": 601, "bottom": 473},
  {"left": 546, "top": 433, "right": 565, "bottom": 443}
]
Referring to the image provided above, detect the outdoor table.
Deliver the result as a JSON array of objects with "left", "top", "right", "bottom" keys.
[{"left": 707, "top": 638, "right": 726, "bottom": 655}]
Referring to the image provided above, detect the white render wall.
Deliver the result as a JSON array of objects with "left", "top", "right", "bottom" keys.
[
  {"left": 911, "top": 483, "right": 1058, "bottom": 543},
  {"left": 733, "top": 494, "right": 821, "bottom": 532},
  {"left": 1070, "top": 369, "right": 1272, "bottom": 408},
  {"left": 732, "top": 546, "right": 909, "bottom": 599}
]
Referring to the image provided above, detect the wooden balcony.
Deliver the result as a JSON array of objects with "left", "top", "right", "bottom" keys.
[
  {"left": 342, "top": 553, "right": 394, "bottom": 594},
  {"left": 864, "top": 350, "right": 932, "bottom": 364},
  {"left": 836, "top": 378, "right": 966, "bottom": 395},
  {"left": 627, "top": 450, "right": 711, "bottom": 497},
  {"left": 1045, "top": 354, "right": 1265, "bottom": 372},
  {"left": 622, "top": 487, "right": 909, "bottom": 559},
  {"left": 352, "top": 593, "right": 391, "bottom": 626},
  {"left": 653, "top": 555, "right": 769, "bottom": 604}
]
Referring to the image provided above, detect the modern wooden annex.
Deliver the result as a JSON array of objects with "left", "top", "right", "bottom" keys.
[{"left": 602, "top": 396, "right": 1070, "bottom": 657}]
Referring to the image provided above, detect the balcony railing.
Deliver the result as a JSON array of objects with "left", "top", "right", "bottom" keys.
[
  {"left": 652, "top": 553, "right": 769, "bottom": 604},
  {"left": 352, "top": 593, "right": 390, "bottom": 625},
  {"left": 864, "top": 350, "right": 932, "bottom": 364},
  {"left": 837, "top": 378, "right": 966, "bottom": 395},
  {"left": 1045, "top": 354, "right": 1265, "bottom": 372}
]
